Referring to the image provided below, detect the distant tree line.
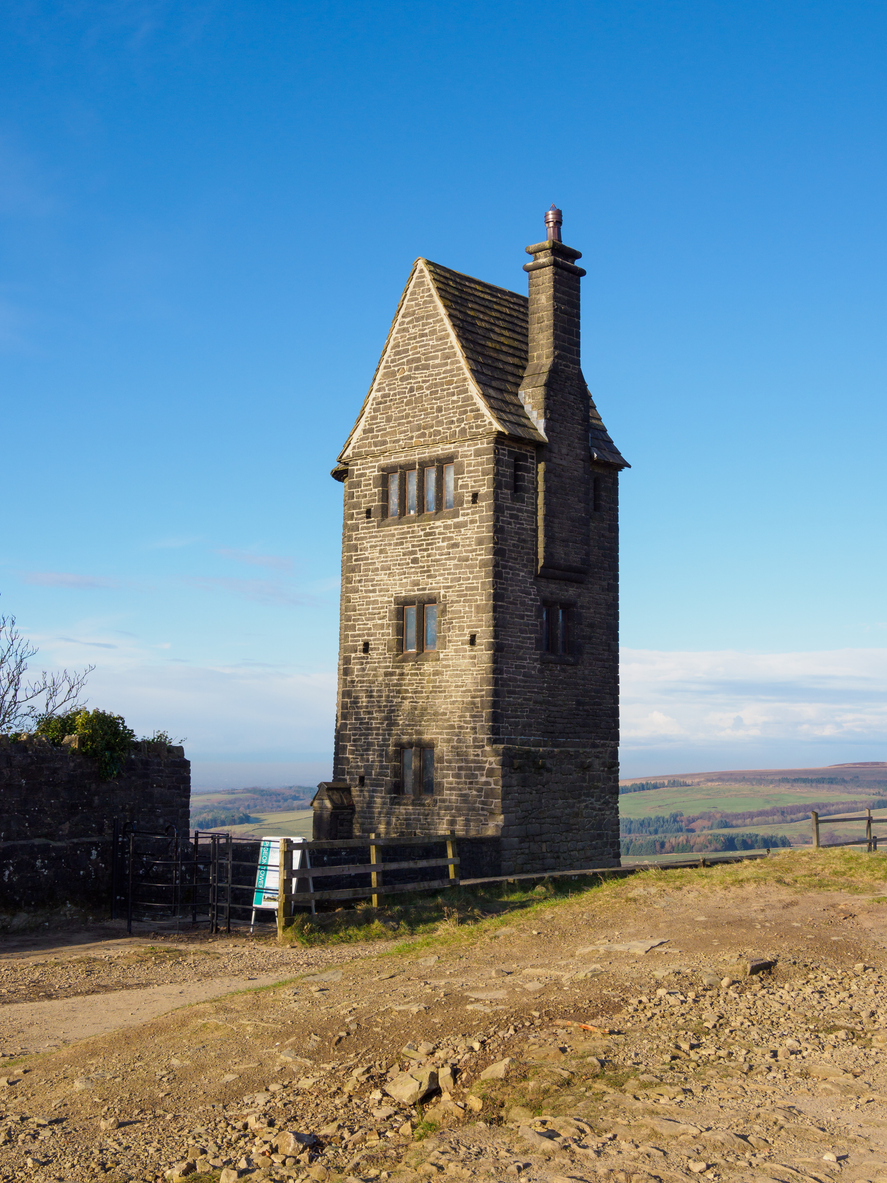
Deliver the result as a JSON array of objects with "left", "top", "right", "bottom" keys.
[
  {"left": 621, "top": 832, "right": 792, "bottom": 856},
  {"left": 191, "top": 809, "right": 260, "bottom": 829},
  {"left": 620, "top": 813, "right": 688, "bottom": 835},
  {"left": 190, "top": 786, "right": 315, "bottom": 813},
  {"left": 776, "top": 776, "right": 861, "bottom": 784},
  {"left": 619, "top": 779, "right": 694, "bottom": 795},
  {"left": 699, "top": 797, "right": 887, "bottom": 829}
]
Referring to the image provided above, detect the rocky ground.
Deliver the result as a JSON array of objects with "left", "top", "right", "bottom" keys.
[{"left": 2, "top": 852, "right": 887, "bottom": 1183}]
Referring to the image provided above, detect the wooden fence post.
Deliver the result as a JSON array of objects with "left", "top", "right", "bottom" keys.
[
  {"left": 446, "top": 831, "right": 459, "bottom": 886},
  {"left": 370, "top": 834, "right": 381, "bottom": 909},
  {"left": 811, "top": 811, "right": 820, "bottom": 850},
  {"left": 867, "top": 810, "right": 873, "bottom": 853},
  {"left": 277, "top": 837, "right": 292, "bottom": 940}
]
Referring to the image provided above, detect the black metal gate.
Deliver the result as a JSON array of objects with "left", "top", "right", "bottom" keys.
[{"left": 111, "top": 824, "right": 270, "bottom": 933}]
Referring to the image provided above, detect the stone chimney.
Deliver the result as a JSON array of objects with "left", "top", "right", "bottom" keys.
[{"left": 519, "top": 206, "right": 591, "bottom": 579}]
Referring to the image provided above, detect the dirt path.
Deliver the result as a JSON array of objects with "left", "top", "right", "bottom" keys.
[
  {"left": 0, "top": 973, "right": 294, "bottom": 1052},
  {"left": 0, "top": 928, "right": 386, "bottom": 1056},
  {"left": 3, "top": 858, "right": 887, "bottom": 1183}
]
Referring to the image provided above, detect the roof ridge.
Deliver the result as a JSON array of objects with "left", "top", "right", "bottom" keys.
[
  {"left": 420, "top": 260, "right": 544, "bottom": 445},
  {"left": 420, "top": 258, "right": 528, "bottom": 305}
]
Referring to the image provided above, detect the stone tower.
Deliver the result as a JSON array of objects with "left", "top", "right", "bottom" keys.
[{"left": 326, "top": 208, "right": 628, "bottom": 875}]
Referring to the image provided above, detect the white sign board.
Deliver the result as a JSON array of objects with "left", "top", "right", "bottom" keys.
[{"left": 252, "top": 836, "right": 309, "bottom": 909}]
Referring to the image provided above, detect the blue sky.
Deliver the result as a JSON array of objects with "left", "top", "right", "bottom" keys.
[{"left": 1, "top": 0, "right": 885, "bottom": 786}]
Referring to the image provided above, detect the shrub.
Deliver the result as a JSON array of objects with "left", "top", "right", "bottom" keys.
[
  {"left": 34, "top": 710, "right": 83, "bottom": 746},
  {"left": 75, "top": 710, "right": 137, "bottom": 780},
  {"left": 36, "top": 708, "right": 136, "bottom": 781}
]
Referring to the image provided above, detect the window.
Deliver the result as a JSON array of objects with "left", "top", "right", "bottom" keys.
[
  {"left": 399, "top": 746, "right": 434, "bottom": 795},
  {"left": 401, "top": 746, "right": 413, "bottom": 793},
  {"left": 424, "top": 466, "right": 437, "bottom": 512},
  {"left": 383, "top": 459, "right": 455, "bottom": 519},
  {"left": 404, "top": 604, "right": 417, "bottom": 652},
  {"left": 387, "top": 471, "right": 400, "bottom": 517},
  {"left": 542, "top": 604, "right": 572, "bottom": 656},
  {"left": 443, "top": 463, "right": 454, "bottom": 509},
  {"left": 402, "top": 601, "right": 437, "bottom": 653},
  {"left": 424, "top": 603, "right": 437, "bottom": 651},
  {"left": 422, "top": 747, "right": 434, "bottom": 794}
]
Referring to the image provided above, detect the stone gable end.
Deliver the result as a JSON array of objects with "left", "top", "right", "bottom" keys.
[{"left": 342, "top": 263, "right": 497, "bottom": 460}]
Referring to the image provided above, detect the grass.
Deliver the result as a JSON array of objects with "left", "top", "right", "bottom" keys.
[
  {"left": 620, "top": 846, "right": 887, "bottom": 895},
  {"left": 279, "top": 878, "right": 575, "bottom": 949},
  {"left": 276, "top": 848, "right": 887, "bottom": 950},
  {"left": 210, "top": 807, "right": 314, "bottom": 839},
  {"left": 617, "top": 781, "right": 879, "bottom": 821}
]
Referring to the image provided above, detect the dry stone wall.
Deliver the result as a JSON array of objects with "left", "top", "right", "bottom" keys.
[{"left": 0, "top": 735, "right": 190, "bottom": 909}]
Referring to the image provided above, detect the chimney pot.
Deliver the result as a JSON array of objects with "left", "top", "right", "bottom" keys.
[{"left": 545, "top": 204, "right": 563, "bottom": 242}]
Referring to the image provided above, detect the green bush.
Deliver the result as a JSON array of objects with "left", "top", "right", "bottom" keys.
[
  {"left": 34, "top": 710, "right": 82, "bottom": 746},
  {"left": 191, "top": 809, "right": 259, "bottom": 828},
  {"left": 75, "top": 710, "right": 136, "bottom": 780},
  {"left": 36, "top": 708, "right": 136, "bottom": 780}
]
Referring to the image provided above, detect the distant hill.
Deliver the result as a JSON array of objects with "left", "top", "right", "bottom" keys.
[
  {"left": 190, "top": 786, "right": 315, "bottom": 812},
  {"left": 617, "top": 762, "right": 887, "bottom": 853},
  {"left": 620, "top": 762, "right": 887, "bottom": 788}
]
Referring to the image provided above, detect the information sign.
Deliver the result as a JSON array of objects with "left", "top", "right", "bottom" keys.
[{"left": 252, "top": 836, "right": 310, "bottom": 909}]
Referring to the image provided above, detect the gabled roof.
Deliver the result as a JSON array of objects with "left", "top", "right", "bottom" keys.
[
  {"left": 587, "top": 387, "right": 628, "bottom": 468},
  {"left": 422, "top": 260, "right": 543, "bottom": 443},
  {"left": 339, "top": 257, "right": 628, "bottom": 468}
]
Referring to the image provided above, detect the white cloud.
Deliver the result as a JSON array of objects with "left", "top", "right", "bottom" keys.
[
  {"left": 216, "top": 548, "right": 295, "bottom": 572},
  {"left": 621, "top": 648, "right": 887, "bottom": 771},
  {"left": 23, "top": 571, "right": 120, "bottom": 590},
  {"left": 186, "top": 576, "right": 313, "bottom": 607},
  {"left": 20, "top": 626, "right": 887, "bottom": 786},
  {"left": 81, "top": 659, "right": 335, "bottom": 773}
]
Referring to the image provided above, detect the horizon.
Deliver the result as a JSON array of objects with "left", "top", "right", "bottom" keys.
[
  {"left": 2, "top": 1, "right": 885, "bottom": 784},
  {"left": 188, "top": 758, "right": 887, "bottom": 796}
]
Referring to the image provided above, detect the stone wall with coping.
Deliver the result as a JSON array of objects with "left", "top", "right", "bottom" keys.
[{"left": 0, "top": 735, "right": 190, "bottom": 909}]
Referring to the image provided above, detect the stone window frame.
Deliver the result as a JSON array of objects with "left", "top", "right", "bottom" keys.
[
  {"left": 379, "top": 456, "right": 459, "bottom": 525},
  {"left": 391, "top": 743, "right": 435, "bottom": 797},
  {"left": 508, "top": 446, "right": 535, "bottom": 502},
  {"left": 393, "top": 594, "right": 443, "bottom": 662},
  {"left": 540, "top": 600, "right": 580, "bottom": 664}
]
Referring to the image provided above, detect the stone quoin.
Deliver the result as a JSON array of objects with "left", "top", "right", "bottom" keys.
[{"left": 319, "top": 208, "right": 629, "bottom": 876}]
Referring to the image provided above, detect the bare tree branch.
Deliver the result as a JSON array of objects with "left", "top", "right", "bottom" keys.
[{"left": 0, "top": 604, "right": 95, "bottom": 733}]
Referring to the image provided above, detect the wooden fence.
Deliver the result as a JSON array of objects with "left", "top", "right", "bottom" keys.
[
  {"left": 275, "top": 833, "right": 459, "bottom": 937},
  {"left": 811, "top": 809, "right": 886, "bottom": 852}
]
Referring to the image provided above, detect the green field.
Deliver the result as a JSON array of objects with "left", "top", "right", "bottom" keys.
[
  {"left": 618, "top": 779, "right": 887, "bottom": 853},
  {"left": 188, "top": 776, "right": 886, "bottom": 854},
  {"left": 193, "top": 807, "right": 314, "bottom": 839},
  {"left": 617, "top": 780, "right": 874, "bottom": 820}
]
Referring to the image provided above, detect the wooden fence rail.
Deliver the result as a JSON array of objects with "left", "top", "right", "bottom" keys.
[
  {"left": 811, "top": 809, "right": 886, "bottom": 852},
  {"left": 276, "top": 833, "right": 459, "bottom": 936}
]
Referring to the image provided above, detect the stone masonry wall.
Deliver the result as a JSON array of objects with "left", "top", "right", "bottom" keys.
[
  {"left": 0, "top": 736, "right": 190, "bottom": 909},
  {"left": 334, "top": 248, "right": 623, "bottom": 877},
  {"left": 335, "top": 265, "right": 504, "bottom": 840},
  {"left": 490, "top": 437, "right": 621, "bottom": 874}
]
